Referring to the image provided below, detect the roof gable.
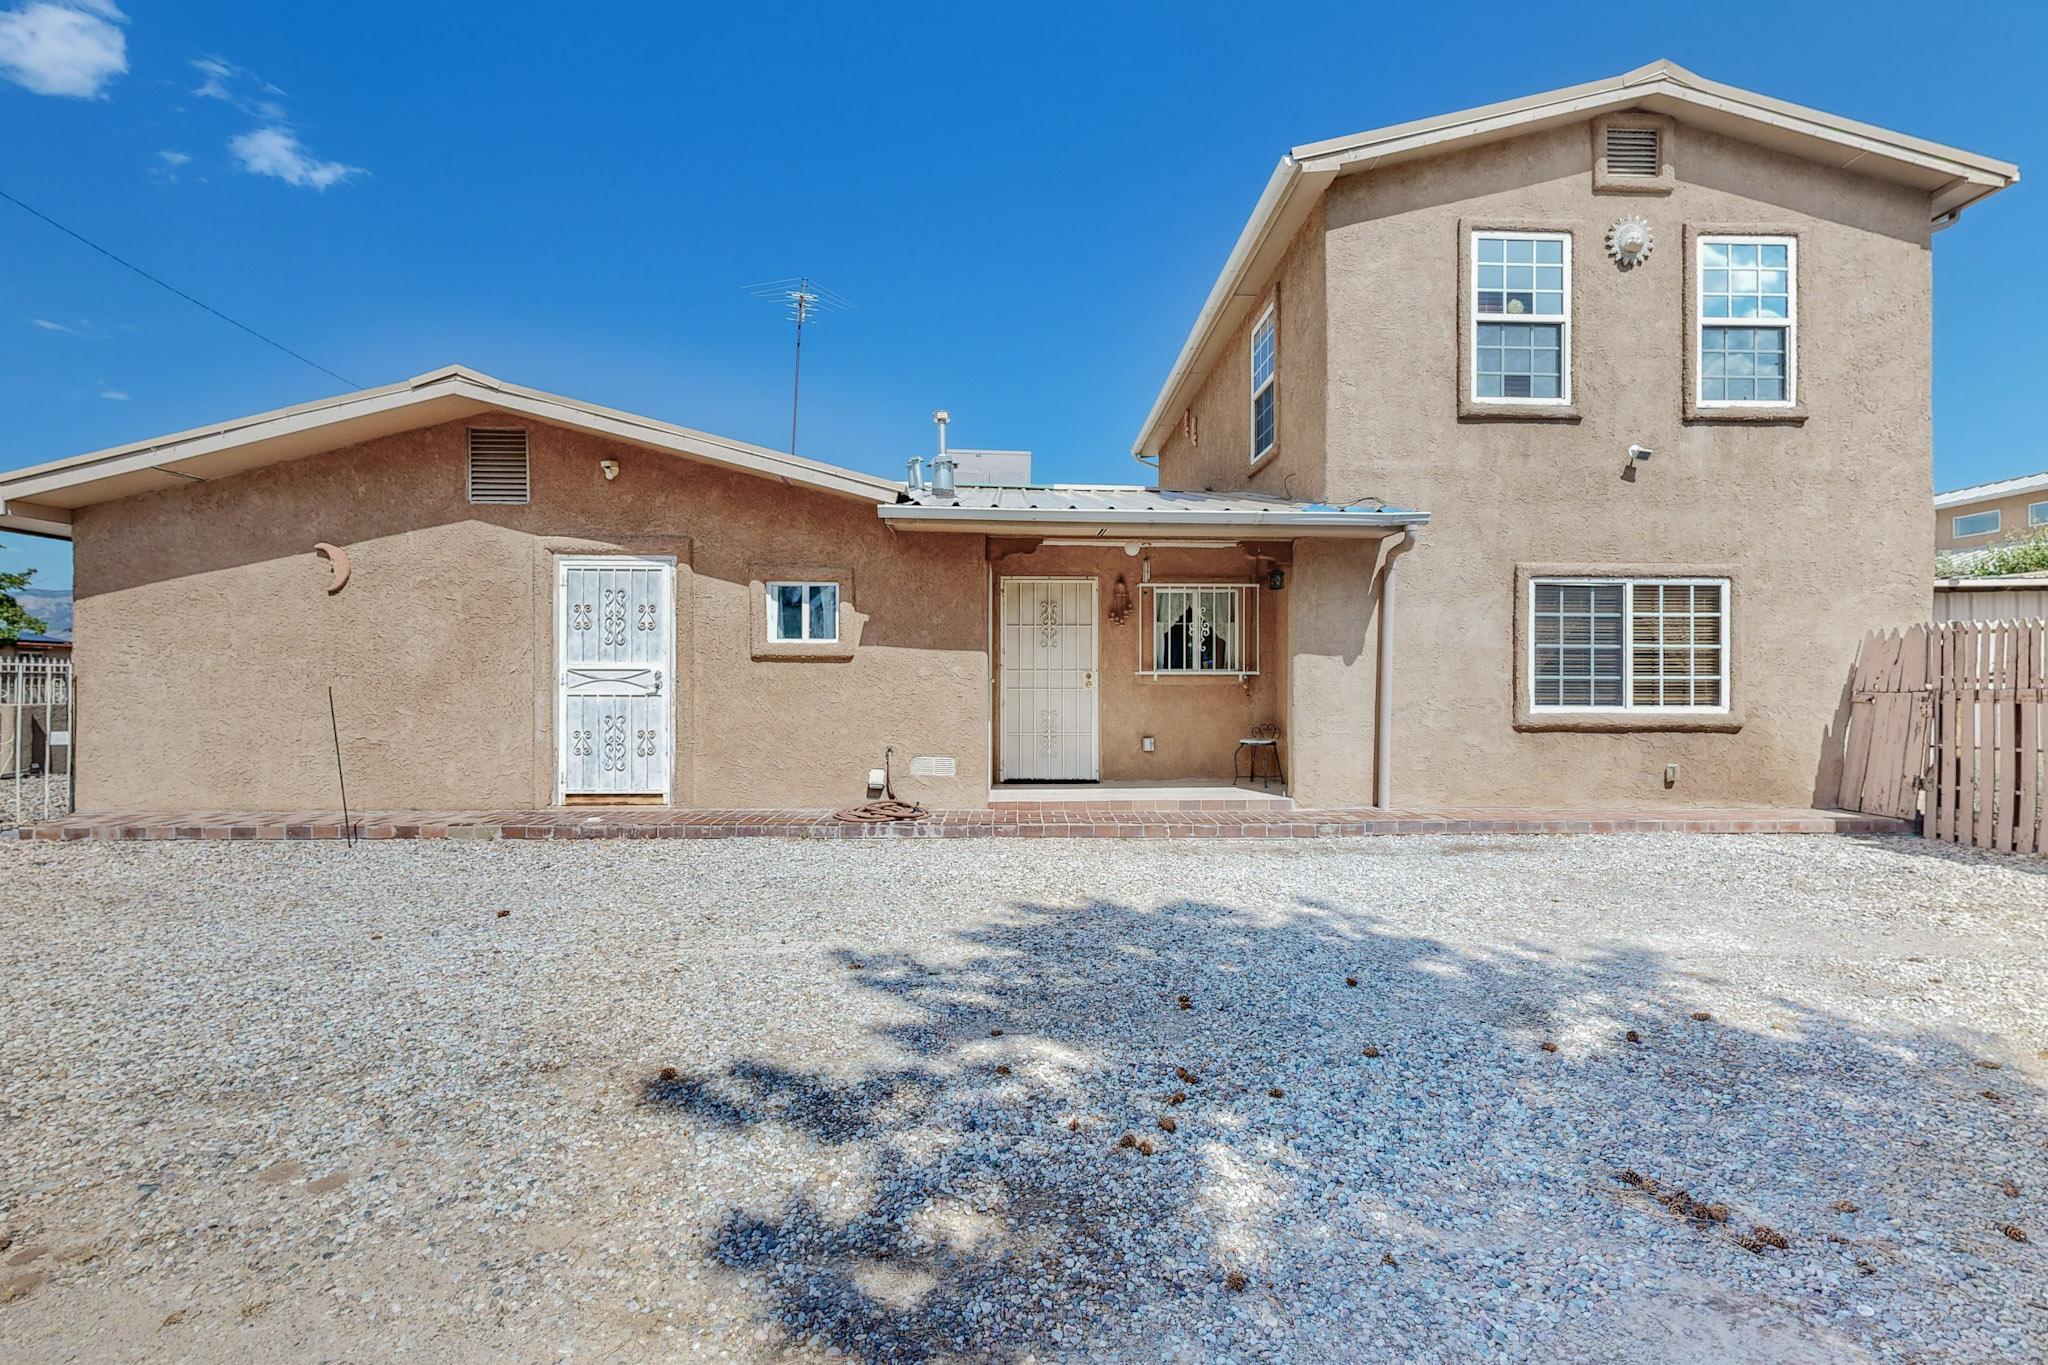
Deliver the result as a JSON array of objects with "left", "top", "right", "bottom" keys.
[
  {"left": 0, "top": 365, "right": 902, "bottom": 538},
  {"left": 1134, "top": 60, "right": 2019, "bottom": 457}
]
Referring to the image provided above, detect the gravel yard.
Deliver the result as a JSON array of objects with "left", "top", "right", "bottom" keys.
[{"left": 1, "top": 834, "right": 2044, "bottom": 1362}]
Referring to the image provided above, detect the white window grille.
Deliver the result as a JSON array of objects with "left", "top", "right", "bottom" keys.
[
  {"left": 1951, "top": 510, "right": 2000, "bottom": 539},
  {"left": 1697, "top": 235, "right": 1795, "bottom": 407},
  {"left": 1530, "top": 578, "right": 1728, "bottom": 712},
  {"left": 1250, "top": 304, "right": 1277, "bottom": 462},
  {"left": 1472, "top": 231, "right": 1569, "bottom": 403},
  {"left": 1139, "top": 584, "right": 1259, "bottom": 677},
  {"left": 766, "top": 581, "right": 839, "bottom": 642}
]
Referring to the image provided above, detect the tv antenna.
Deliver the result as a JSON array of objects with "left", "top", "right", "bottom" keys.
[{"left": 746, "top": 276, "right": 854, "bottom": 455}]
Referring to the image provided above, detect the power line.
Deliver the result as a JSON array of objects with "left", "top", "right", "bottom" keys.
[{"left": 0, "top": 185, "right": 360, "bottom": 389}]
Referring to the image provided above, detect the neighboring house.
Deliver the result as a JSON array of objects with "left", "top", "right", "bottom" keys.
[
  {"left": 1935, "top": 471, "right": 2048, "bottom": 553},
  {"left": 0, "top": 61, "right": 2018, "bottom": 814}
]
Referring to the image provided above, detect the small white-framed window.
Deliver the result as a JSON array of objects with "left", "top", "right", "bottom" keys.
[
  {"left": 1952, "top": 509, "right": 2001, "bottom": 539},
  {"left": 1472, "top": 231, "right": 1570, "bottom": 403},
  {"left": 1530, "top": 578, "right": 1728, "bottom": 712},
  {"left": 1139, "top": 584, "right": 1259, "bottom": 677},
  {"left": 1697, "top": 235, "right": 1795, "bottom": 407},
  {"left": 1249, "top": 304, "right": 1277, "bottom": 462},
  {"left": 766, "top": 581, "right": 839, "bottom": 642},
  {"left": 2029, "top": 501, "right": 2048, "bottom": 529}
]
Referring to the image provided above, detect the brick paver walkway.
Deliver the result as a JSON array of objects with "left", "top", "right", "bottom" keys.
[{"left": 17, "top": 805, "right": 1910, "bottom": 841}]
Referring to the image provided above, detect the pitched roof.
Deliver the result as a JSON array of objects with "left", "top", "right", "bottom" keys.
[
  {"left": 882, "top": 483, "right": 1425, "bottom": 536},
  {"left": 1934, "top": 470, "right": 2048, "bottom": 509},
  {"left": 0, "top": 365, "right": 903, "bottom": 538},
  {"left": 1134, "top": 60, "right": 2021, "bottom": 457}
]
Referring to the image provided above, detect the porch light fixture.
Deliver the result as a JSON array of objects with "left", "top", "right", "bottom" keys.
[
  {"left": 1267, "top": 567, "right": 1285, "bottom": 591},
  {"left": 601, "top": 459, "right": 620, "bottom": 481},
  {"left": 1108, "top": 575, "right": 1132, "bottom": 624}
]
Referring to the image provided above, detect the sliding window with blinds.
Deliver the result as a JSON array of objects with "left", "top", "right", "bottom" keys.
[{"left": 1530, "top": 578, "right": 1727, "bottom": 712}]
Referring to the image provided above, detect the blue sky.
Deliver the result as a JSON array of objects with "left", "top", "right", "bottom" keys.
[{"left": 3, "top": 1, "right": 2042, "bottom": 592}]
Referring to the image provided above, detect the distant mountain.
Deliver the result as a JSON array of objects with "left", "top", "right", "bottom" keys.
[{"left": 13, "top": 588, "right": 72, "bottom": 640}]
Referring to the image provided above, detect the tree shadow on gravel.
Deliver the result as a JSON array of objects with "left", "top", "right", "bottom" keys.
[{"left": 641, "top": 894, "right": 2048, "bottom": 1362}]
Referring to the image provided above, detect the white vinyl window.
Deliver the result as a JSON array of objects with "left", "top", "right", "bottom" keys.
[
  {"left": 1951, "top": 510, "right": 2001, "bottom": 539},
  {"left": 2030, "top": 501, "right": 2048, "bottom": 529},
  {"left": 1250, "top": 304, "right": 1277, "bottom": 462},
  {"left": 1139, "top": 584, "right": 1259, "bottom": 677},
  {"left": 766, "top": 581, "right": 839, "bottom": 642},
  {"left": 1697, "top": 236, "right": 1795, "bottom": 407},
  {"left": 1530, "top": 578, "right": 1728, "bottom": 712},
  {"left": 1472, "top": 231, "right": 1569, "bottom": 403}
]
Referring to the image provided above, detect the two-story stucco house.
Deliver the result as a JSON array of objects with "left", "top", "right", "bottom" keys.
[
  {"left": 1936, "top": 471, "right": 2048, "bottom": 556},
  {"left": 0, "top": 61, "right": 2018, "bottom": 816}
]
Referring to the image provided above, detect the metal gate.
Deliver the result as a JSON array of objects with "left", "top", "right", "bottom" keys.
[
  {"left": 1839, "top": 620, "right": 2046, "bottom": 853},
  {"left": 1, "top": 650, "right": 72, "bottom": 826},
  {"left": 999, "top": 577, "right": 1099, "bottom": 781},
  {"left": 556, "top": 557, "right": 675, "bottom": 801}
]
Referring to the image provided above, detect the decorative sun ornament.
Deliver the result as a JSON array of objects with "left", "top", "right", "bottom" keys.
[{"left": 1607, "top": 214, "right": 1654, "bottom": 268}]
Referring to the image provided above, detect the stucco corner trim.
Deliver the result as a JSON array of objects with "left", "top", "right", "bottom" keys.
[
  {"left": 1680, "top": 224, "right": 1810, "bottom": 426},
  {"left": 1510, "top": 562, "right": 1746, "bottom": 734},
  {"left": 748, "top": 562, "right": 860, "bottom": 661},
  {"left": 1591, "top": 112, "right": 1677, "bottom": 195},
  {"left": 1456, "top": 218, "right": 1583, "bottom": 424}
]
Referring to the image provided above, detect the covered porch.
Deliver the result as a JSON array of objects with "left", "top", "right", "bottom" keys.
[{"left": 879, "top": 484, "right": 1429, "bottom": 809}]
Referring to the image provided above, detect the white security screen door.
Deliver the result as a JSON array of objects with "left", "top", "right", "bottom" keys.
[
  {"left": 557, "top": 556, "right": 675, "bottom": 800},
  {"left": 999, "top": 577, "right": 1099, "bottom": 781}
]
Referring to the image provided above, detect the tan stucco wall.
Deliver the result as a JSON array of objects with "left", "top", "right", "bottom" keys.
[
  {"left": 1314, "top": 118, "right": 1935, "bottom": 806},
  {"left": 988, "top": 545, "right": 1284, "bottom": 781},
  {"left": 72, "top": 415, "right": 991, "bottom": 811},
  {"left": 1157, "top": 203, "right": 1328, "bottom": 497},
  {"left": 1936, "top": 491, "right": 2048, "bottom": 551}
]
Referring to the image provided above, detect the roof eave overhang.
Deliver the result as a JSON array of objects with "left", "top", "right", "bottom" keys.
[
  {"left": 1132, "top": 63, "right": 2019, "bottom": 458},
  {"left": 0, "top": 366, "right": 901, "bottom": 524},
  {"left": 878, "top": 505, "right": 1428, "bottom": 539},
  {"left": 1935, "top": 474, "right": 2048, "bottom": 509},
  {"left": 0, "top": 499, "right": 74, "bottom": 540}
]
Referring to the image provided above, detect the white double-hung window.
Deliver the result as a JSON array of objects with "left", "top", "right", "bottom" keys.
[
  {"left": 1530, "top": 578, "right": 1728, "bottom": 712},
  {"left": 1250, "top": 304, "right": 1277, "bottom": 462},
  {"left": 1472, "top": 232, "right": 1569, "bottom": 403},
  {"left": 1697, "top": 236, "right": 1795, "bottom": 407},
  {"left": 766, "top": 581, "right": 839, "bottom": 642}
]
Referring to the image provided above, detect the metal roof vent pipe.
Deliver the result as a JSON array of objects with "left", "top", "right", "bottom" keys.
[
  {"left": 906, "top": 455, "right": 925, "bottom": 492},
  {"left": 930, "top": 409, "right": 957, "bottom": 501}
]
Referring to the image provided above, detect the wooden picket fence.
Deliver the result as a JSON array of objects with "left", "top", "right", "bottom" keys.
[{"left": 1839, "top": 620, "right": 2047, "bottom": 853}]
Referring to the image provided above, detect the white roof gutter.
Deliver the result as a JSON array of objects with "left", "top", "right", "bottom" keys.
[{"left": 879, "top": 504, "right": 1427, "bottom": 538}]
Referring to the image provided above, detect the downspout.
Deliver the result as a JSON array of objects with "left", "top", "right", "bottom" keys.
[{"left": 1374, "top": 531, "right": 1418, "bottom": 808}]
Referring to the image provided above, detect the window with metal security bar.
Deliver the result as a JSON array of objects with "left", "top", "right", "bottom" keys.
[
  {"left": 1139, "top": 583, "right": 1259, "bottom": 677},
  {"left": 467, "top": 428, "right": 530, "bottom": 504},
  {"left": 1603, "top": 126, "right": 1662, "bottom": 177},
  {"left": 1529, "top": 578, "right": 1727, "bottom": 712}
]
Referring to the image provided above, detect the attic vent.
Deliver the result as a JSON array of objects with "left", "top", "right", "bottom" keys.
[
  {"left": 467, "top": 428, "right": 529, "bottom": 504},
  {"left": 1604, "top": 125, "right": 1662, "bottom": 177}
]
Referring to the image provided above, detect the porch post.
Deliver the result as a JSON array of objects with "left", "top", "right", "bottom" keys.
[{"left": 1374, "top": 532, "right": 1418, "bottom": 808}]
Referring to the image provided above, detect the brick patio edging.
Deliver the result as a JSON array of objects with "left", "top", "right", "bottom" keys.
[{"left": 13, "top": 807, "right": 1913, "bottom": 842}]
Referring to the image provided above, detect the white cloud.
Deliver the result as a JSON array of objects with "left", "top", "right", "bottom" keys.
[
  {"left": 0, "top": 1, "right": 126, "bottom": 98},
  {"left": 98, "top": 388, "right": 128, "bottom": 400},
  {"left": 30, "top": 317, "right": 75, "bottom": 332},
  {"left": 229, "top": 125, "right": 362, "bottom": 190},
  {"left": 157, "top": 149, "right": 190, "bottom": 166}
]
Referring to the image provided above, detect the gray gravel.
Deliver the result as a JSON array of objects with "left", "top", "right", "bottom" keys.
[
  {"left": 1, "top": 833, "right": 2044, "bottom": 1362},
  {"left": 0, "top": 774, "right": 69, "bottom": 832}
]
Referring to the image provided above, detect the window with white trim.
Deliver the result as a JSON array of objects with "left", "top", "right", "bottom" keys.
[
  {"left": 1530, "top": 578, "right": 1728, "bottom": 712},
  {"left": 1472, "top": 232, "right": 1569, "bottom": 403},
  {"left": 1250, "top": 304, "right": 1277, "bottom": 461},
  {"left": 1952, "top": 510, "right": 2001, "bottom": 539},
  {"left": 766, "top": 581, "right": 839, "bottom": 642},
  {"left": 2030, "top": 501, "right": 2048, "bottom": 529},
  {"left": 1139, "top": 584, "right": 1259, "bottom": 676},
  {"left": 1697, "top": 236, "right": 1795, "bottom": 406}
]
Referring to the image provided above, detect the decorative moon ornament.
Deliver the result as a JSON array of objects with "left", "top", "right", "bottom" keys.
[
  {"left": 314, "top": 542, "right": 351, "bottom": 594},
  {"left": 1606, "top": 214, "right": 1654, "bottom": 269}
]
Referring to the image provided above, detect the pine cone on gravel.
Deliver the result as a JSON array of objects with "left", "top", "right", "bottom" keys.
[
  {"left": 1118, "top": 1133, "right": 1137, "bottom": 1149},
  {"left": 1625, "top": 1030, "right": 1641, "bottom": 1044},
  {"left": 1691, "top": 1011, "right": 1712, "bottom": 1022},
  {"left": 1225, "top": 1271, "right": 1248, "bottom": 1292},
  {"left": 1168, "top": 1091, "right": 1187, "bottom": 1106},
  {"left": 1362, "top": 1046, "right": 1382, "bottom": 1058},
  {"left": 1539, "top": 1041, "right": 1559, "bottom": 1054},
  {"left": 1175, "top": 1067, "right": 1199, "bottom": 1084},
  {"left": 2001, "top": 1224, "right": 2028, "bottom": 1243},
  {"left": 1159, "top": 1116, "right": 1177, "bottom": 1133}
]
